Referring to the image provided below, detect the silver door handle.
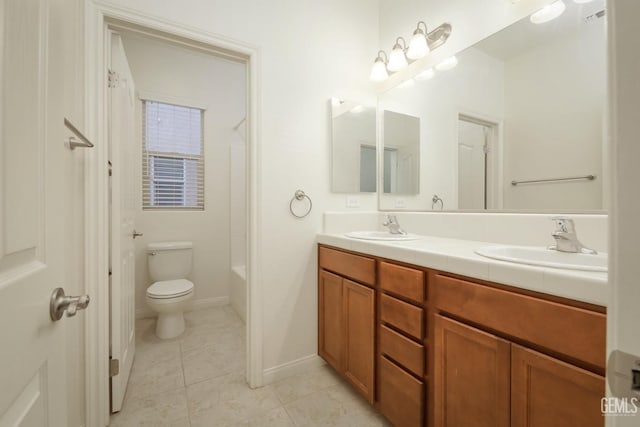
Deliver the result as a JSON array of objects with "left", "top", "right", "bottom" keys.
[
  {"left": 132, "top": 230, "right": 143, "bottom": 239},
  {"left": 50, "top": 287, "right": 90, "bottom": 321}
]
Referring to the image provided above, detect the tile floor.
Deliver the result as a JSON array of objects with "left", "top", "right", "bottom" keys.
[{"left": 110, "top": 306, "right": 390, "bottom": 426}]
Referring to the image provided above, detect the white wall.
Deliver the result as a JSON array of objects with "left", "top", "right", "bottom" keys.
[
  {"left": 118, "top": 32, "right": 247, "bottom": 315},
  {"left": 101, "top": 0, "right": 379, "bottom": 374},
  {"left": 607, "top": 1, "right": 640, "bottom": 425},
  {"left": 503, "top": 20, "right": 606, "bottom": 210}
]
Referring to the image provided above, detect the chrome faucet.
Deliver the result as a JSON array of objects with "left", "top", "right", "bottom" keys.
[
  {"left": 382, "top": 214, "right": 406, "bottom": 235},
  {"left": 549, "top": 217, "right": 597, "bottom": 254}
]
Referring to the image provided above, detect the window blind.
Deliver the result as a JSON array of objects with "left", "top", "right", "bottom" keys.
[{"left": 142, "top": 100, "right": 204, "bottom": 210}]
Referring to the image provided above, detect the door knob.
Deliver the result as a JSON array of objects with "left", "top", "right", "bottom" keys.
[
  {"left": 132, "top": 230, "right": 143, "bottom": 239},
  {"left": 50, "top": 287, "right": 90, "bottom": 321}
]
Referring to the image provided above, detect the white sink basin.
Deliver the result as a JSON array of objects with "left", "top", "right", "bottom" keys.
[
  {"left": 475, "top": 245, "right": 607, "bottom": 272},
  {"left": 344, "top": 231, "right": 421, "bottom": 241}
]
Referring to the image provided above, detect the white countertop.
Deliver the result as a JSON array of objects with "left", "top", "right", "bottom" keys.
[{"left": 317, "top": 233, "right": 609, "bottom": 307}]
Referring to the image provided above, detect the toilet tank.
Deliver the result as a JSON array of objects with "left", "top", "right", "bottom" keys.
[{"left": 147, "top": 241, "right": 193, "bottom": 282}]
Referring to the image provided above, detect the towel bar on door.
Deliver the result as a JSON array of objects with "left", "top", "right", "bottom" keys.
[{"left": 64, "top": 118, "right": 95, "bottom": 150}]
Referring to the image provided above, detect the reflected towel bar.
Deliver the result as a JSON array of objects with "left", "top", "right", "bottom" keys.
[
  {"left": 64, "top": 118, "right": 94, "bottom": 150},
  {"left": 511, "top": 174, "right": 596, "bottom": 186}
]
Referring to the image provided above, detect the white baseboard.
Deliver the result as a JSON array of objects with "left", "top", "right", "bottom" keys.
[
  {"left": 262, "top": 354, "right": 325, "bottom": 385},
  {"left": 135, "top": 296, "right": 230, "bottom": 319}
]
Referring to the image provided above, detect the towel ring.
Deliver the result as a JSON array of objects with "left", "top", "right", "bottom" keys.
[
  {"left": 432, "top": 194, "right": 444, "bottom": 210},
  {"left": 290, "top": 190, "right": 312, "bottom": 218}
]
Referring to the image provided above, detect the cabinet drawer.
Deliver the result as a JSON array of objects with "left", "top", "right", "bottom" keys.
[
  {"left": 379, "top": 261, "right": 424, "bottom": 304},
  {"left": 379, "top": 355, "right": 424, "bottom": 427},
  {"left": 433, "top": 274, "right": 606, "bottom": 369},
  {"left": 380, "top": 294, "right": 423, "bottom": 340},
  {"left": 319, "top": 246, "right": 375, "bottom": 286},
  {"left": 380, "top": 325, "right": 424, "bottom": 377}
]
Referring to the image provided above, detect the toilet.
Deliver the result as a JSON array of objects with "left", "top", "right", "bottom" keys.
[{"left": 146, "top": 241, "right": 195, "bottom": 339}]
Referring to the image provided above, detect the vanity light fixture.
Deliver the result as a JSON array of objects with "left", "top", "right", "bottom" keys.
[
  {"left": 369, "top": 22, "right": 452, "bottom": 82},
  {"left": 369, "top": 51, "right": 389, "bottom": 82},
  {"left": 435, "top": 56, "right": 458, "bottom": 71},
  {"left": 407, "top": 21, "right": 431, "bottom": 60},
  {"left": 415, "top": 67, "right": 435, "bottom": 81},
  {"left": 530, "top": 0, "right": 566, "bottom": 24},
  {"left": 388, "top": 37, "right": 409, "bottom": 72}
]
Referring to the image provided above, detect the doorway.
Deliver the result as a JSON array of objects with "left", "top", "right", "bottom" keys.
[
  {"left": 457, "top": 114, "right": 500, "bottom": 210},
  {"left": 84, "top": 5, "right": 261, "bottom": 424}
]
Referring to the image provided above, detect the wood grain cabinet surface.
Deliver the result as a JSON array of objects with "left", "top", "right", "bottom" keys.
[
  {"left": 343, "top": 279, "right": 375, "bottom": 402},
  {"left": 379, "top": 355, "right": 424, "bottom": 427},
  {"left": 317, "top": 245, "right": 606, "bottom": 427},
  {"left": 318, "top": 248, "right": 375, "bottom": 403},
  {"left": 511, "top": 344, "right": 605, "bottom": 427},
  {"left": 434, "top": 315, "right": 511, "bottom": 427}
]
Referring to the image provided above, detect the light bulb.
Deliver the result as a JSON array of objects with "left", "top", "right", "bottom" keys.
[
  {"left": 435, "top": 56, "right": 458, "bottom": 71},
  {"left": 530, "top": 0, "right": 566, "bottom": 24},
  {"left": 369, "top": 57, "right": 389, "bottom": 82},
  {"left": 415, "top": 68, "right": 435, "bottom": 81},
  {"left": 407, "top": 31, "right": 430, "bottom": 60},
  {"left": 388, "top": 45, "right": 408, "bottom": 72}
]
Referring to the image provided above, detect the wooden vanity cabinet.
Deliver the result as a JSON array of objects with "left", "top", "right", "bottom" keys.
[
  {"left": 318, "top": 247, "right": 375, "bottom": 403},
  {"left": 317, "top": 245, "right": 606, "bottom": 427},
  {"left": 432, "top": 274, "right": 606, "bottom": 427}
]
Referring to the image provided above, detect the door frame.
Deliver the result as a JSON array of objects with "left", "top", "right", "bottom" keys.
[{"left": 83, "top": 2, "right": 263, "bottom": 425}]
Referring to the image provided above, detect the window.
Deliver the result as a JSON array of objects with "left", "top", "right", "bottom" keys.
[{"left": 142, "top": 100, "right": 204, "bottom": 210}]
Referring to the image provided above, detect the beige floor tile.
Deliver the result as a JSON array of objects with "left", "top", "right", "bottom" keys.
[
  {"left": 182, "top": 341, "right": 245, "bottom": 385},
  {"left": 184, "top": 305, "right": 242, "bottom": 328},
  {"left": 125, "top": 352, "right": 185, "bottom": 400},
  {"left": 187, "top": 373, "right": 281, "bottom": 426},
  {"left": 113, "top": 307, "right": 386, "bottom": 427},
  {"left": 135, "top": 338, "right": 182, "bottom": 365},
  {"left": 245, "top": 406, "right": 295, "bottom": 427},
  {"left": 283, "top": 384, "right": 389, "bottom": 427},
  {"left": 110, "top": 388, "right": 189, "bottom": 427},
  {"left": 271, "top": 364, "right": 342, "bottom": 404},
  {"left": 180, "top": 322, "right": 245, "bottom": 354}
]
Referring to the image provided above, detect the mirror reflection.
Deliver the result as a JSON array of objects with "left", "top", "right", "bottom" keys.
[
  {"left": 382, "top": 110, "right": 420, "bottom": 194},
  {"left": 330, "top": 98, "right": 377, "bottom": 193},
  {"left": 379, "top": 0, "right": 606, "bottom": 212}
]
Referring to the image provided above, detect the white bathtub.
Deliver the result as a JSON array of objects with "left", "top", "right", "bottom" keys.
[{"left": 230, "top": 265, "right": 246, "bottom": 323}]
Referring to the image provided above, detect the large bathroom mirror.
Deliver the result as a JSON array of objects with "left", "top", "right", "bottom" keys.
[
  {"left": 379, "top": 0, "right": 607, "bottom": 212},
  {"left": 330, "top": 98, "right": 377, "bottom": 193}
]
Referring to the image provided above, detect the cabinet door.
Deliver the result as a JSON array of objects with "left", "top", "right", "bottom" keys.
[
  {"left": 343, "top": 279, "right": 375, "bottom": 403},
  {"left": 434, "top": 315, "right": 510, "bottom": 427},
  {"left": 318, "top": 270, "right": 344, "bottom": 371},
  {"left": 511, "top": 344, "right": 604, "bottom": 427}
]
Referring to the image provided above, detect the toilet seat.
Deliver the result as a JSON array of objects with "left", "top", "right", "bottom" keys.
[{"left": 147, "top": 279, "right": 194, "bottom": 299}]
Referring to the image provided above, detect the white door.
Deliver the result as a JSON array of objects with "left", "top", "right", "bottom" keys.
[
  {"left": 0, "top": 0, "right": 84, "bottom": 425},
  {"left": 458, "top": 119, "right": 488, "bottom": 210},
  {"left": 109, "top": 32, "right": 138, "bottom": 413}
]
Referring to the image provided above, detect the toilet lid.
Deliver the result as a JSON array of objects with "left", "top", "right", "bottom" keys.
[{"left": 147, "top": 279, "right": 194, "bottom": 299}]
